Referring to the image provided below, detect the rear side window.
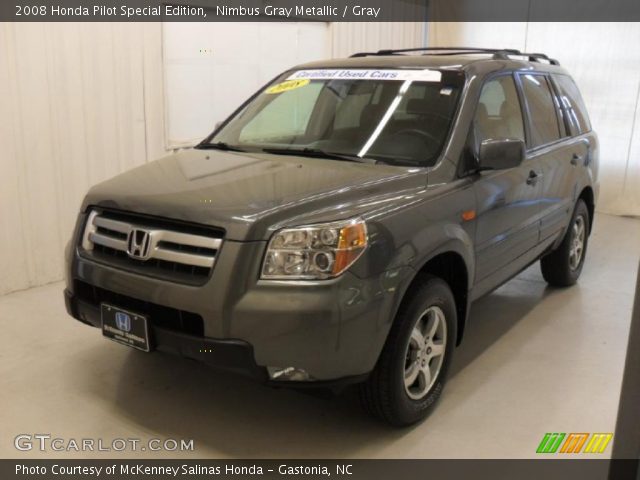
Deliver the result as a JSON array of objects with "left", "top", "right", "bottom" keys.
[
  {"left": 520, "top": 74, "right": 561, "bottom": 148},
  {"left": 553, "top": 74, "right": 592, "bottom": 135},
  {"left": 474, "top": 75, "right": 525, "bottom": 144}
]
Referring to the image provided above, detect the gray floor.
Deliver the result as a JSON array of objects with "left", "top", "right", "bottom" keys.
[{"left": 1, "top": 213, "right": 639, "bottom": 459}]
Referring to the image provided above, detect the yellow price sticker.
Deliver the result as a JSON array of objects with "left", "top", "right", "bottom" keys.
[{"left": 265, "top": 78, "right": 310, "bottom": 94}]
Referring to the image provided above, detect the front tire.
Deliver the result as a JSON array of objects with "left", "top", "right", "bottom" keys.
[
  {"left": 540, "top": 199, "right": 590, "bottom": 287},
  {"left": 360, "top": 275, "right": 457, "bottom": 427}
]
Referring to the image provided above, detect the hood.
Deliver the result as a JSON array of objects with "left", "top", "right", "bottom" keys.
[{"left": 82, "top": 149, "right": 429, "bottom": 241}]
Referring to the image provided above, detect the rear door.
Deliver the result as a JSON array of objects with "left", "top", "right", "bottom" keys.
[
  {"left": 517, "top": 72, "right": 578, "bottom": 243},
  {"left": 471, "top": 73, "right": 545, "bottom": 284},
  {"left": 548, "top": 73, "right": 595, "bottom": 233}
]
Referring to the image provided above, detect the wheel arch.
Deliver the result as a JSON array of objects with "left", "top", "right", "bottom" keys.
[
  {"left": 395, "top": 244, "right": 473, "bottom": 346},
  {"left": 578, "top": 186, "right": 595, "bottom": 233}
]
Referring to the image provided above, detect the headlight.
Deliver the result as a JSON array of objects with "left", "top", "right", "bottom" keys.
[{"left": 261, "top": 218, "right": 368, "bottom": 280}]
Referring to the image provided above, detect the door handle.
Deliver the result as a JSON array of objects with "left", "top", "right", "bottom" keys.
[
  {"left": 570, "top": 153, "right": 583, "bottom": 166},
  {"left": 526, "top": 170, "right": 541, "bottom": 186}
]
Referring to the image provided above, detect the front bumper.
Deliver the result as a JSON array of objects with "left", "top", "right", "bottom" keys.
[
  {"left": 64, "top": 288, "right": 268, "bottom": 381},
  {"left": 65, "top": 228, "right": 410, "bottom": 383}
]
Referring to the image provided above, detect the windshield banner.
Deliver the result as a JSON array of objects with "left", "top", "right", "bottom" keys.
[{"left": 287, "top": 69, "right": 443, "bottom": 82}]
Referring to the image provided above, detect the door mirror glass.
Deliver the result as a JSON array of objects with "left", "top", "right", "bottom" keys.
[{"left": 478, "top": 138, "right": 525, "bottom": 170}]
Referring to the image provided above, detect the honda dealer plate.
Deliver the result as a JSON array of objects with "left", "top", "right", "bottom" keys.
[{"left": 101, "top": 304, "right": 151, "bottom": 352}]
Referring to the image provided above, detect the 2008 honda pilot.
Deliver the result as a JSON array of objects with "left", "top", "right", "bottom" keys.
[{"left": 64, "top": 47, "right": 599, "bottom": 426}]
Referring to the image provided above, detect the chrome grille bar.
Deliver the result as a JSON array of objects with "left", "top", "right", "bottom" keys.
[
  {"left": 156, "top": 230, "right": 222, "bottom": 250},
  {"left": 94, "top": 216, "right": 131, "bottom": 234},
  {"left": 153, "top": 248, "right": 214, "bottom": 268},
  {"left": 89, "top": 231, "right": 128, "bottom": 251}
]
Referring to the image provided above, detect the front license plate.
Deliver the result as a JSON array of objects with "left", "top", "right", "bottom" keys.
[{"left": 101, "top": 304, "right": 151, "bottom": 352}]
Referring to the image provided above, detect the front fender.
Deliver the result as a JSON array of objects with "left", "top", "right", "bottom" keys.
[
  {"left": 373, "top": 218, "right": 475, "bottom": 328},
  {"left": 410, "top": 223, "right": 475, "bottom": 283}
]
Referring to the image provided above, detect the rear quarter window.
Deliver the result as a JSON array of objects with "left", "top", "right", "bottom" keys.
[{"left": 552, "top": 74, "right": 592, "bottom": 135}]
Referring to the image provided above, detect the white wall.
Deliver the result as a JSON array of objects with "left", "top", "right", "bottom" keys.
[
  {"left": 0, "top": 22, "right": 165, "bottom": 296},
  {"left": 428, "top": 22, "right": 640, "bottom": 217},
  {"left": 330, "top": 22, "right": 426, "bottom": 58},
  {"left": 0, "top": 21, "right": 423, "bottom": 296}
]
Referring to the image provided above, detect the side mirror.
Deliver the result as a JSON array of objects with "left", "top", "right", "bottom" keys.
[{"left": 478, "top": 139, "right": 525, "bottom": 171}]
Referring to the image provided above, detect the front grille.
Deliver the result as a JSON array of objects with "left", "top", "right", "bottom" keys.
[
  {"left": 79, "top": 208, "right": 224, "bottom": 285},
  {"left": 74, "top": 280, "right": 204, "bottom": 337}
]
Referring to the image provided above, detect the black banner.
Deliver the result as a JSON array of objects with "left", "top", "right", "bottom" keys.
[
  {"left": 4, "top": 0, "right": 640, "bottom": 22},
  {"left": 4, "top": 459, "right": 640, "bottom": 480},
  {"left": 610, "top": 264, "right": 640, "bottom": 466}
]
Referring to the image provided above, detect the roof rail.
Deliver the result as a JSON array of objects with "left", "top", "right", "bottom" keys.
[
  {"left": 350, "top": 47, "right": 560, "bottom": 65},
  {"left": 523, "top": 52, "right": 560, "bottom": 65}
]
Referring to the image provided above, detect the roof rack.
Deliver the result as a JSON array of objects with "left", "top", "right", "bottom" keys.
[{"left": 350, "top": 47, "right": 560, "bottom": 65}]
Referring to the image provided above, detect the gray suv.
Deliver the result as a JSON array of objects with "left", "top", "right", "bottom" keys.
[{"left": 64, "top": 47, "right": 598, "bottom": 426}]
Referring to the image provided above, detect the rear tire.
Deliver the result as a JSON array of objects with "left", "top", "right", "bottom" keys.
[
  {"left": 540, "top": 199, "right": 590, "bottom": 287},
  {"left": 360, "top": 275, "right": 457, "bottom": 427}
]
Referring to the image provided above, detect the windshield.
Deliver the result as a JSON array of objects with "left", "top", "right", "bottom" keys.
[{"left": 205, "top": 68, "right": 464, "bottom": 166}]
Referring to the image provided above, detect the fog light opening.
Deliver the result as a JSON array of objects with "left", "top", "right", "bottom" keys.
[{"left": 267, "top": 366, "right": 313, "bottom": 381}]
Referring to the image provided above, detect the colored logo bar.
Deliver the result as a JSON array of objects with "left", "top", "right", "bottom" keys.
[{"left": 537, "top": 433, "right": 613, "bottom": 454}]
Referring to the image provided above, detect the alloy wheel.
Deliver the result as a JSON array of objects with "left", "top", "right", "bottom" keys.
[
  {"left": 403, "top": 306, "right": 447, "bottom": 400},
  {"left": 569, "top": 215, "right": 586, "bottom": 270}
]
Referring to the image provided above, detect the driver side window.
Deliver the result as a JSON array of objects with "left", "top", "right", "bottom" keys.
[{"left": 474, "top": 75, "right": 525, "bottom": 146}]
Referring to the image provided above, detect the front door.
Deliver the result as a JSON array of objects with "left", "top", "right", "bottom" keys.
[{"left": 470, "top": 74, "right": 544, "bottom": 285}]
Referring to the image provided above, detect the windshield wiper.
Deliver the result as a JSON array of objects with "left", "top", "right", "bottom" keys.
[
  {"left": 261, "top": 147, "right": 378, "bottom": 164},
  {"left": 196, "top": 141, "right": 246, "bottom": 152}
]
